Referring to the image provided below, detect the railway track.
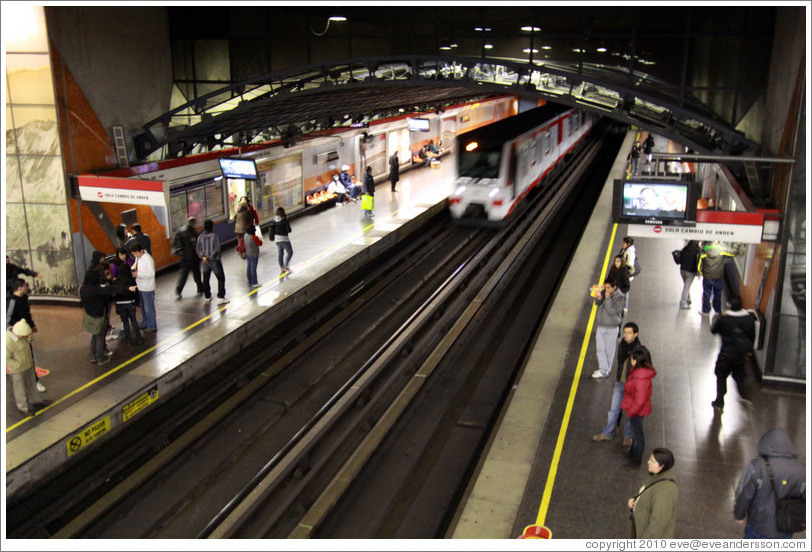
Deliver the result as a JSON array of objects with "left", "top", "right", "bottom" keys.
[{"left": 8, "top": 121, "right": 623, "bottom": 539}]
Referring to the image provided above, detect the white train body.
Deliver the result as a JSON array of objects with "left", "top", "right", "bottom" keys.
[{"left": 449, "top": 104, "right": 595, "bottom": 223}]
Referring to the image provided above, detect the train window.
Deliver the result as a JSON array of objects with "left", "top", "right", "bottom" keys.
[
  {"left": 544, "top": 131, "right": 552, "bottom": 155},
  {"left": 572, "top": 112, "right": 579, "bottom": 129},
  {"left": 529, "top": 140, "right": 537, "bottom": 165},
  {"left": 169, "top": 179, "right": 225, "bottom": 230},
  {"left": 459, "top": 149, "right": 502, "bottom": 179}
]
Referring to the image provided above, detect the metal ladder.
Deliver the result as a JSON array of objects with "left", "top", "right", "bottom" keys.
[{"left": 113, "top": 125, "right": 129, "bottom": 167}]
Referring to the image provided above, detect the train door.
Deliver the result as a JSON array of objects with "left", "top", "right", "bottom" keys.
[
  {"left": 441, "top": 115, "right": 457, "bottom": 153},
  {"left": 387, "top": 127, "right": 411, "bottom": 166},
  {"left": 508, "top": 145, "right": 518, "bottom": 197}
]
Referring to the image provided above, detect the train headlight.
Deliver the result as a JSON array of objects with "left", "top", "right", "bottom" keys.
[
  {"left": 465, "top": 142, "right": 478, "bottom": 152},
  {"left": 488, "top": 187, "right": 500, "bottom": 198}
]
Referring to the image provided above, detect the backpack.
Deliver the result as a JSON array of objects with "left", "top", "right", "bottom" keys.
[
  {"left": 621, "top": 248, "right": 641, "bottom": 276},
  {"left": 765, "top": 459, "right": 806, "bottom": 533}
]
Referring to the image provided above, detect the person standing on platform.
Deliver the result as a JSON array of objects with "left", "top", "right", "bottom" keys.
[
  {"left": 269, "top": 207, "right": 293, "bottom": 274},
  {"left": 125, "top": 223, "right": 152, "bottom": 256},
  {"left": 628, "top": 142, "right": 641, "bottom": 176},
  {"left": 593, "top": 322, "right": 644, "bottom": 446},
  {"left": 6, "top": 319, "right": 44, "bottom": 416},
  {"left": 172, "top": 217, "right": 203, "bottom": 300},
  {"left": 710, "top": 295, "right": 757, "bottom": 412},
  {"left": 234, "top": 199, "right": 252, "bottom": 255},
  {"left": 244, "top": 223, "right": 263, "bottom": 287},
  {"left": 620, "top": 348, "right": 657, "bottom": 467},
  {"left": 607, "top": 255, "right": 631, "bottom": 303},
  {"left": 734, "top": 427, "right": 806, "bottom": 539},
  {"left": 197, "top": 219, "right": 229, "bottom": 304},
  {"left": 110, "top": 247, "right": 142, "bottom": 346},
  {"left": 131, "top": 244, "right": 157, "bottom": 332},
  {"left": 618, "top": 237, "right": 639, "bottom": 312},
  {"left": 7, "top": 278, "right": 46, "bottom": 392},
  {"left": 698, "top": 240, "right": 733, "bottom": 316},
  {"left": 591, "top": 277, "right": 625, "bottom": 379},
  {"left": 389, "top": 151, "right": 400, "bottom": 192},
  {"left": 79, "top": 261, "right": 113, "bottom": 365},
  {"left": 362, "top": 165, "right": 375, "bottom": 218},
  {"left": 628, "top": 448, "right": 678, "bottom": 538},
  {"left": 678, "top": 240, "right": 700, "bottom": 309},
  {"left": 6, "top": 255, "right": 41, "bottom": 294}
]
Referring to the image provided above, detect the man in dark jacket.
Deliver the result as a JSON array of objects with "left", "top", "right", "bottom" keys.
[
  {"left": 172, "top": 217, "right": 203, "bottom": 300},
  {"left": 79, "top": 265, "right": 113, "bottom": 365},
  {"left": 389, "top": 151, "right": 400, "bottom": 192},
  {"left": 698, "top": 241, "right": 733, "bottom": 315},
  {"left": 678, "top": 240, "right": 700, "bottom": 309},
  {"left": 125, "top": 223, "right": 152, "bottom": 255},
  {"left": 710, "top": 295, "right": 756, "bottom": 411},
  {"left": 593, "top": 322, "right": 644, "bottom": 446},
  {"left": 734, "top": 427, "right": 806, "bottom": 539}
]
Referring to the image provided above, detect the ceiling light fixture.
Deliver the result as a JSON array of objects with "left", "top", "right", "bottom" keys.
[
  {"left": 311, "top": 15, "right": 347, "bottom": 36},
  {"left": 521, "top": 26, "right": 541, "bottom": 32}
]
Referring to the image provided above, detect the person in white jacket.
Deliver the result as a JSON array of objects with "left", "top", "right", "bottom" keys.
[{"left": 131, "top": 244, "right": 157, "bottom": 332}]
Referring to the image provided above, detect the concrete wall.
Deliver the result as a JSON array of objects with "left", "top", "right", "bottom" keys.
[
  {"left": 761, "top": 6, "right": 806, "bottom": 156},
  {"left": 45, "top": 6, "right": 173, "bottom": 146}
]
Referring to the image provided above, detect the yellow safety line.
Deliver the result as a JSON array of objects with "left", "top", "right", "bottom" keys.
[
  {"left": 7, "top": 213, "right": 384, "bottom": 432},
  {"left": 535, "top": 222, "right": 619, "bottom": 526}
]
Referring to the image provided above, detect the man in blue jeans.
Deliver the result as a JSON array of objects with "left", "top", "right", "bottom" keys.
[
  {"left": 131, "top": 244, "right": 157, "bottom": 332},
  {"left": 698, "top": 240, "right": 732, "bottom": 316},
  {"left": 195, "top": 219, "right": 229, "bottom": 305},
  {"left": 591, "top": 277, "right": 625, "bottom": 379},
  {"left": 593, "top": 323, "right": 645, "bottom": 447}
]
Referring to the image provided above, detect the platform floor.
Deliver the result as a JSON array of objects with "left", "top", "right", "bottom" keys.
[{"left": 450, "top": 131, "right": 807, "bottom": 540}]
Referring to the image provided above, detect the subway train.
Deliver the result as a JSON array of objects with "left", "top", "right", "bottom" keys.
[{"left": 449, "top": 103, "right": 596, "bottom": 223}]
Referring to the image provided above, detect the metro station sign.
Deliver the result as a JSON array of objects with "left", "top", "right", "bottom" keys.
[
  {"left": 77, "top": 175, "right": 167, "bottom": 207},
  {"left": 626, "top": 210, "right": 765, "bottom": 244}
]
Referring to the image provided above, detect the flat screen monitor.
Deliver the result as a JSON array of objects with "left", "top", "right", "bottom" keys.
[
  {"left": 407, "top": 118, "right": 430, "bottom": 132},
  {"left": 219, "top": 158, "right": 258, "bottom": 180},
  {"left": 614, "top": 179, "right": 695, "bottom": 224}
]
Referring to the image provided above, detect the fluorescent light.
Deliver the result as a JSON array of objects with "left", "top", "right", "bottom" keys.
[
  {"left": 541, "top": 45, "right": 552, "bottom": 50},
  {"left": 465, "top": 141, "right": 478, "bottom": 152},
  {"left": 328, "top": 16, "right": 346, "bottom": 22},
  {"left": 484, "top": 44, "right": 493, "bottom": 49},
  {"left": 521, "top": 26, "right": 541, "bottom": 32},
  {"left": 597, "top": 47, "right": 607, "bottom": 52},
  {"left": 440, "top": 46, "right": 452, "bottom": 50},
  {"left": 523, "top": 48, "right": 539, "bottom": 54}
]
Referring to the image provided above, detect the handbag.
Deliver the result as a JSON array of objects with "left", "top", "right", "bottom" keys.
[
  {"left": 765, "top": 459, "right": 805, "bottom": 533},
  {"left": 361, "top": 194, "right": 374, "bottom": 211},
  {"left": 629, "top": 477, "right": 676, "bottom": 538},
  {"left": 671, "top": 250, "right": 681, "bottom": 265}
]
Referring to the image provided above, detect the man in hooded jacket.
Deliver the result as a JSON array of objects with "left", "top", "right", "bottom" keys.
[{"left": 734, "top": 427, "right": 806, "bottom": 539}]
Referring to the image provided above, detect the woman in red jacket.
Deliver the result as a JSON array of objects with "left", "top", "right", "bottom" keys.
[{"left": 621, "top": 348, "right": 657, "bottom": 467}]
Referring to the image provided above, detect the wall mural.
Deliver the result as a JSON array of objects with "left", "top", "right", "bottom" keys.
[{"left": 5, "top": 5, "right": 77, "bottom": 295}]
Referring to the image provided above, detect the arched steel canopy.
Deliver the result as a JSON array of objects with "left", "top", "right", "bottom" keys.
[{"left": 133, "top": 55, "right": 760, "bottom": 162}]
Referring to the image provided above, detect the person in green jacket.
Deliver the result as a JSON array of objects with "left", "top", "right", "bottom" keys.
[
  {"left": 6, "top": 319, "right": 41, "bottom": 416},
  {"left": 628, "top": 448, "right": 679, "bottom": 538}
]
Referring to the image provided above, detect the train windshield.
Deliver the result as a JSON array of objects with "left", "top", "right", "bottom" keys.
[{"left": 459, "top": 150, "right": 501, "bottom": 180}]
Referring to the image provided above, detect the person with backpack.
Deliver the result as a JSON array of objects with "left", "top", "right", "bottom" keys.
[
  {"left": 698, "top": 240, "right": 734, "bottom": 316},
  {"left": 710, "top": 295, "right": 757, "bottom": 412},
  {"left": 734, "top": 427, "right": 806, "bottom": 539},
  {"left": 618, "top": 236, "right": 640, "bottom": 312}
]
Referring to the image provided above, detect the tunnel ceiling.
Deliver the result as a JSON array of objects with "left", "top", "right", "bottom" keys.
[{"left": 134, "top": 5, "right": 778, "bottom": 161}]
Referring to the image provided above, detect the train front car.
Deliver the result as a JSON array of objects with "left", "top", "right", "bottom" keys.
[{"left": 449, "top": 138, "right": 510, "bottom": 224}]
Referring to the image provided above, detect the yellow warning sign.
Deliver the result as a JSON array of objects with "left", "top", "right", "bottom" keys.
[
  {"left": 122, "top": 386, "right": 159, "bottom": 422},
  {"left": 67, "top": 416, "right": 111, "bottom": 456}
]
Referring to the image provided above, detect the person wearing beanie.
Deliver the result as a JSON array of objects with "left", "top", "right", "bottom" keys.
[{"left": 6, "top": 319, "right": 43, "bottom": 416}]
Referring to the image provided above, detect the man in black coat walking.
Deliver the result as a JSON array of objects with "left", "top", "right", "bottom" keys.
[
  {"left": 172, "top": 217, "right": 203, "bottom": 300},
  {"left": 710, "top": 295, "right": 757, "bottom": 411}
]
